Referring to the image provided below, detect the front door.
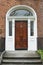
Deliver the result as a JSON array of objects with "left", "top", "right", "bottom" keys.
[{"left": 15, "top": 21, "right": 28, "bottom": 50}]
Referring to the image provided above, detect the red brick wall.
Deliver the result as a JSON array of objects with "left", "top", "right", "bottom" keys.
[{"left": 0, "top": 0, "right": 43, "bottom": 37}]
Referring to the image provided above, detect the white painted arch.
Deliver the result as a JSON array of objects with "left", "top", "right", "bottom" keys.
[
  {"left": 6, "top": 5, "right": 37, "bottom": 51},
  {"left": 6, "top": 5, "right": 37, "bottom": 18}
]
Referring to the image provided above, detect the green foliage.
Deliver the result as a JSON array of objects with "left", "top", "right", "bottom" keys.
[{"left": 37, "top": 49, "right": 43, "bottom": 60}]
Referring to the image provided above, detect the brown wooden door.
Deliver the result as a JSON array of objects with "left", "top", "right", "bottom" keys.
[{"left": 15, "top": 21, "right": 28, "bottom": 50}]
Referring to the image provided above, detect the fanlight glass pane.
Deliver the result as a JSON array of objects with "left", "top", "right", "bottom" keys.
[{"left": 10, "top": 9, "right": 33, "bottom": 16}]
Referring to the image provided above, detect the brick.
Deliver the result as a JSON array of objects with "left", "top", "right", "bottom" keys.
[{"left": 0, "top": 0, "right": 43, "bottom": 37}]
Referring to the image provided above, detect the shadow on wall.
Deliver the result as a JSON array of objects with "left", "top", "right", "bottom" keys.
[
  {"left": 0, "top": 37, "right": 5, "bottom": 52},
  {"left": 37, "top": 37, "right": 43, "bottom": 50}
]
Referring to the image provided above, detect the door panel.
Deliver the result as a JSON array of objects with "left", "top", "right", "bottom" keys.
[{"left": 15, "top": 21, "right": 28, "bottom": 50}]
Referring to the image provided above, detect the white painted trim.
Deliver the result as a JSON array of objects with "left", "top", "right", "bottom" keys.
[
  {"left": 7, "top": 16, "right": 35, "bottom": 19},
  {"left": 12, "top": 19, "right": 15, "bottom": 51},
  {"left": 6, "top": 5, "right": 37, "bottom": 51},
  {"left": 28, "top": 19, "right": 30, "bottom": 50},
  {"left": 6, "top": 5, "right": 36, "bottom": 18}
]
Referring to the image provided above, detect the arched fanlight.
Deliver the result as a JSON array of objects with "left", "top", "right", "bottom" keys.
[{"left": 10, "top": 9, "right": 33, "bottom": 16}]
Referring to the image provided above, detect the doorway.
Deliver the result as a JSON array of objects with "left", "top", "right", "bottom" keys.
[
  {"left": 6, "top": 5, "right": 37, "bottom": 51},
  {"left": 15, "top": 21, "right": 28, "bottom": 50}
]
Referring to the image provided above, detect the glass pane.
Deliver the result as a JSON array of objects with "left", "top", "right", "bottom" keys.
[
  {"left": 30, "top": 21, "right": 34, "bottom": 36},
  {"left": 9, "top": 21, "right": 12, "bottom": 36},
  {"left": 10, "top": 9, "right": 33, "bottom": 16}
]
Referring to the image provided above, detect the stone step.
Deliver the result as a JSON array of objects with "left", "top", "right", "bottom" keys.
[
  {"left": 3, "top": 51, "right": 41, "bottom": 59},
  {"left": 1, "top": 64, "right": 42, "bottom": 65},
  {"left": 3, "top": 56, "right": 40, "bottom": 59},
  {"left": 2, "top": 59, "right": 42, "bottom": 64},
  {"left": 1, "top": 51, "right": 42, "bottom": 65}
]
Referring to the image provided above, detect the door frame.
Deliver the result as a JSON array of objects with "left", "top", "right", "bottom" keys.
[
  {"left": 12, "top": 17, "right": 37, "bottom": 51},
  {"left": 6, "top": 5, "right": 37, "bottom": 51},
  {"left": 13, "top": 19, "right": 30, "bottom": 51}
]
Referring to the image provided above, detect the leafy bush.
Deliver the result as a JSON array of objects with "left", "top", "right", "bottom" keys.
[{"left": 37, "top": 50, "right": 43, "bottom": 60}]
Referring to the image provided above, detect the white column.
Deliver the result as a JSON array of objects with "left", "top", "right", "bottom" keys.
[
  {"left": 34, "top": 19, "right": 37, "bottom": 50},
  {"left": 13, "top": 19, "right": 15, "bottom": 51},
  {"left": 5, "top": 17, "right": 8, "bottom": 50},
  {"left": 28, "top": 19, "right": 30, "bottom": 51}
]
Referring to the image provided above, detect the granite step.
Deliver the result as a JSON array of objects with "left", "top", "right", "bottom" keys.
[
  {"left": 1, "top": 51, "right": 42, "bottom": 65},
  {"left": 2, "top": 59, "right": 42, "bottom": 64},
  {"left": 1, "top": 64, "right": 42, "bottom": 65},
  {"left": 3, "top": 51, "right": 41, "bottom": 59}
]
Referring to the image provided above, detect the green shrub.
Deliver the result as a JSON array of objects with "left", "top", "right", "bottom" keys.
[{"left": 37, "top": 49, "right": 43, "bottom": 60}]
